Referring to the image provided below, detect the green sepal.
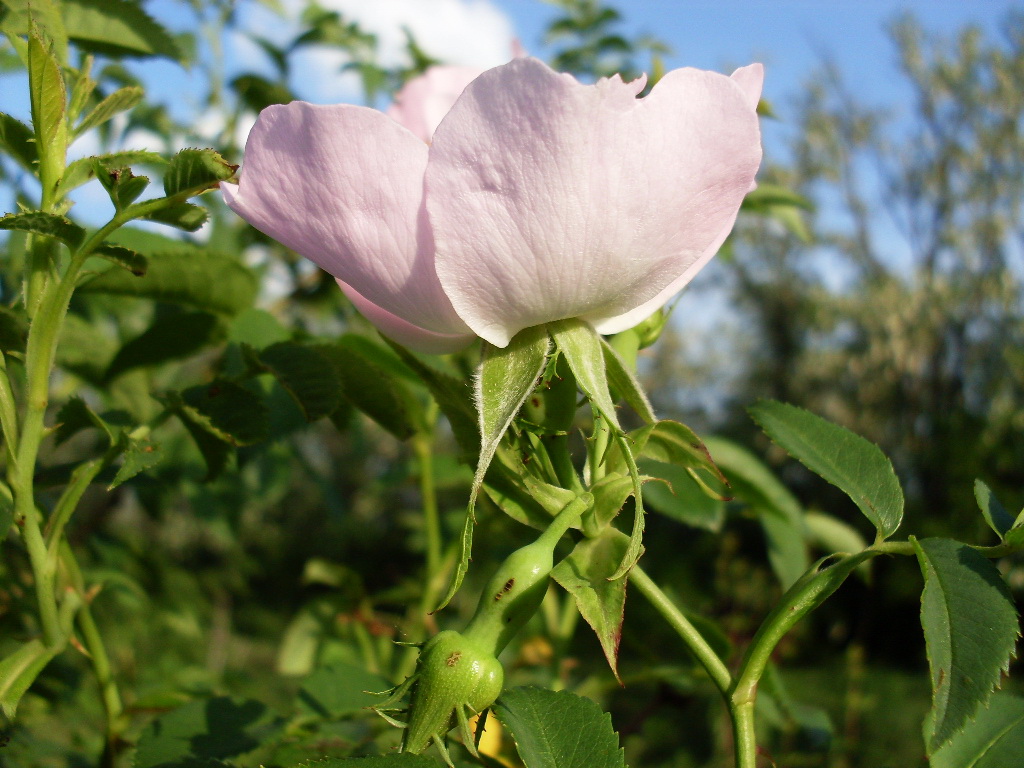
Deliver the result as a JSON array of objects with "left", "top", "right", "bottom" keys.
[
  {"left": 550, "top": 319, "right": 645, "bottom": 578},
  {"left": 552, "top": 528, "right": 630, "bottom": 679},
  {"left": 94, "top": 161, "right": 151, "bottom": 210},
  {"left": 436, "top": 325, "right": 550, "bottom": 612}
]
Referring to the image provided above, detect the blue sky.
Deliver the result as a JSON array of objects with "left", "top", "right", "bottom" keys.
[{"left": 498, "top": 1, "right": 1021, "bottom": 118}]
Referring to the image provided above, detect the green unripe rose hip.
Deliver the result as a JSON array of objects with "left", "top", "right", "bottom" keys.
[{"left": 402, "top": 630, "right": 503, "bottom": 755}]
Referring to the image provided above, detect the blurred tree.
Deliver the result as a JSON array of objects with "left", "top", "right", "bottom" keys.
[
  {"left": 660, "top": 14, "right": 1024, "bottom": 533},
  {"left": 543, "top": 0, "right": 669, "bottom": 81}
]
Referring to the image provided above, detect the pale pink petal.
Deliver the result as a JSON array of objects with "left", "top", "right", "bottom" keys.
[
  {"left": 730, "top": 63, "right": 765, "bottom": 111},
  {"left": 387, "top": 66, "right": 484, "bottom": 143},
  {"left": 222, "top": 101, "right": 471, "bottom": 339},
  {"left": 426, "top": 58, "right": 762, "bottom": 347},
  {"left": 338, "top": 280, "right": 476, "bottom": 354}
]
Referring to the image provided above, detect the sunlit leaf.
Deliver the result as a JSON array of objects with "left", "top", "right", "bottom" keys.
[
  {"left": 749, "top": 399, "right": 904, "bottom": 539},
  {"left": 914, "top": 538, "right": 1019, "bottom": 753},
  {"left": 73, "top": 84, "right": 141, "bottom": 135},
  {"left": 493, "top": 687, "right": 625, "bottom": 768},
  {"left": 163, "top": 148, "right": 236, "bottom": 197},
  {"left": 78, "top": 252, "right": 257, "bottom": 315},
  {"left": 0, "top": 211, "right": 84, "bottom": 249}
]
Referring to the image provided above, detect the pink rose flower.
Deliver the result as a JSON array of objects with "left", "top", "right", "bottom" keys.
[{"left": 223, "top": 57, "right": 763, "bottom": 352}]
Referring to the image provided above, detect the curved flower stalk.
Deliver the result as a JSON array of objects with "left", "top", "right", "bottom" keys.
[
  {"left": 375, "top": 494, "right": 591, "bottom": 765},
  {"left": 223, "top": 57, "right": 762, "bottom": 352}
]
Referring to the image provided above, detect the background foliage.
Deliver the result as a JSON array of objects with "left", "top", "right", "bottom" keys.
[{"left": 0, "top": 1, "right": 1020, "bottom": 767}]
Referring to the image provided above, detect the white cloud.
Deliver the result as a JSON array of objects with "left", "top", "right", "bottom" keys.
[
  {"left": 319, "top": 0, "right": 516, "bottom": 69},
  {"left": 237, "top": 0, "right": 516, "bottom": 104}
]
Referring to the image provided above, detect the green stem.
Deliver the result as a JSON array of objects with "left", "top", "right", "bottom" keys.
[
  {"left": 413, "top": 403, "right": 441, "bottom": 593},
  {"left": 629, "top": 565, "right": 732, "bottom": 699},
  {"left": 45, "top": 454, "right": 107, "bottom": 555},
  {"left": 588, "top": 413, "right": 611, "bottom": 482},
  {"left": 62, "top": 544, "right": 123, "bottom": 768},
  {"left": 19, "top": 501, "right": 61, "bottom": 646},
  {"left": 871, "top": 538, "right": 1023, "bottom": 559},
  {"left": 548, "top": 434, "right": 584, "bottom": 493},
  {"left": 730, "top": 700, "right": 758, "bottom": 768}
]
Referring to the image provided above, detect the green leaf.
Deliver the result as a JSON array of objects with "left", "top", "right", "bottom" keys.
[
  {"left": 0, "top": 111, "right": 37, "bottom": 170},
  {"left": 78, "top": 252, "right": 258, "bottom": 315},
  {"left": 296, "top": 662, "right": 391, "bottom": 719},
  {"left": 60, "top": 150, "right": 164, "bottom": 193},
  {"left": 179, "top": 380, "right": 269, "bottom": 447},
  {"left": 228, "top": 308, "right": 290, "bottom": 349},
  {"left": 0, "top": 638, "right": 58, "bottom": 719},
  {"left": 600, "top": 335, "right": 654, "bottom": 423},
  {"left": 385, "top": 340, "right": 477, "bottom": 457},
  {"left": 28, "top": 30, "right": 66, "bottom": 153},
  {"left": 324, "top": 341, "right": 420, "bottom": 438},
  {"left": 436, "top": 325, "right": 550, "bottom": 611},
  {"left": 640, "top": 459, "right": 724, "bottom": 532},
  {"left": 741, "top": 183, "right": 813, "bottom": 211},
  {"left": 802, "top": 512, "right": 869, "bottom": 559},
  {"left": 0, "top": 211, "right": 84, "bottom": 249},
  {"left": 231, "top": 73, "right": 294, "bottom": 113},
  {"left": 73, "top": 84, "right": 141, "bottom": 136},
  {"left": 55, "top": 394, "right": 115, "bottom": 445},
  {"left": 931, "top": 692, "right": 1024, "bottom": 768},
  {"left": 94, "top": 242, "right": 146, "bottom": 275},
  {"left": 258, "top": 342, "right": 343, "bottom": 423},
  {"left": 1, "top": 0, "right": 67, "bottom": 63},
  {"left": 913, "top": 537, "right": 1020, "bottom": 752},
  {"left": 143, "top": 201, "right": 209, "bottom": 231},
  {"left": 60, "top": 0, "right": 183, "bottom": 61},
  {"left": 552, "top": 529, "right": 629, "bottom": 679},
  {"left": 105, "top": 311, "right": 222, "bottom": 380},
  {"left": 163, "top": 148, "right": 237, "bottom": 197},
  {"left": 108, "top": 437, "right": 161, "bottom": 489},
  {"left": 974, "top": 480, "right": 1015, "bottom": 538},
  {"left": 293, "top": 757, "right": 439, "bottom": 768},
  {"left": 493, "top": 687, "right": 625, "bottom": 768},
  {"left": 703, "top": 436, "right": 810, "bottom": 589},
  {"left": 748, "top": 399, "right": 904, "bottom": 539},
  {"left": 134, "top": 697, "right": 279, "bottom": 768}
]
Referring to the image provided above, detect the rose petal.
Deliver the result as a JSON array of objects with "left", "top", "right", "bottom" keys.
[
  {"left": 730, "top": 63, "right": 765, "bottom": 111},
  {"left": 387, "top": 65, "right": 484, "bottom": 143},
  {"left": 427, "top": 58, "right": 762, "bottom": 347},
  {"left": 222, "top": 101, "right": 471, "bottom": 339},
  {"left": 338, "top": 279, "right": 476, "bottom": 354}
]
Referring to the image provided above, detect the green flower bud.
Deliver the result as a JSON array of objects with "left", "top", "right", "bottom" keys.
[{"left": 633, "top": 308, "right": 668, "bottom": 349}]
